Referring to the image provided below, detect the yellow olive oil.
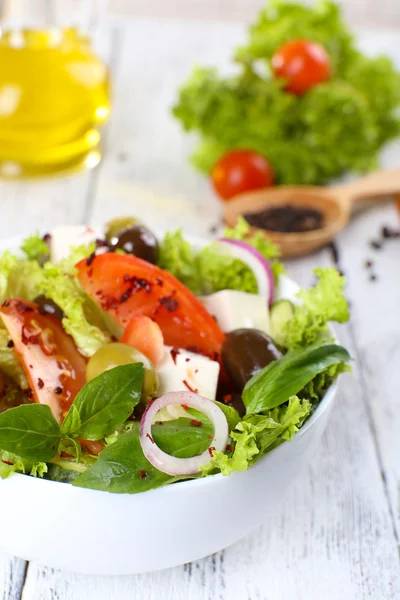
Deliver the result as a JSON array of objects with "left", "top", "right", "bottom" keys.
[{"left": 0, "top": 28, "right": 110, "bottom": 177}]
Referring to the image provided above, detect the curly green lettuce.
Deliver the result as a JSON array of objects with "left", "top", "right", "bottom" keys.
[
  {"left": 0, "top": 251, "right": 44, "bottom": 304},
  {"left": 173, "top": 1, "right": 400, "bottom": 185},
  {"left": 41, "top": 245, "right": 112, "bottom": 357},
  {"left": 158, "top": 218, "right": 283, "bottom": 294},
  {"left": 0, "top": 450, "right": 47, "bottom": 479},
  {"left": 0, "top": 329, "right": 27, "bottom": 388},
  {"left": 284, "top": 267, "right": 349, "bottom": 349},
  {"left": 201, "top": 396, "right": 311, "bottom": 476},
  {"left": 21, "top": 232, "right": 49, "bottom": 263}
]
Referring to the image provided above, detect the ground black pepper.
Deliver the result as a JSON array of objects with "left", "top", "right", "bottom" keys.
[{"left": 245, "top": 205, "right": 324, "bottom": 233}]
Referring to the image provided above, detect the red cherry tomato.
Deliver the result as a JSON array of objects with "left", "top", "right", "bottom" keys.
[
  {"left": 272, "top": 39, "right": 331, "bottom": 95},
  {"left": 211, "top": 150, "right": 274, "bottom": 201},
  {"left": 76, "top": 253, "right": 225, "bottom": 360}
]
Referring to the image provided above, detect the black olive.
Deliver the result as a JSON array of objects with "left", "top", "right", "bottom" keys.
[
  {"left": 109, "top": 225, "right": 159, "bottom": 264},
  {"left": 221, "top": 329, "right": 283, "bottom": 391},
  {"left": 34, "top": 295, "right": 65, "bottom": 321}
]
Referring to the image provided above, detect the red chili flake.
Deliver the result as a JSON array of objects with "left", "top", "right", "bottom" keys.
[
  {"left": 6, "top": 339, "right": 14, "bottom": 348},
  {"left": 208, "top": 446, "right": 216, "bottom": 457},
  {"left": 155, "top": 277, "right": 163, "bottom": 286},
  {"left": 146, "top": 433, "right": 155, "bottom": 444},
  {"left": 190, "top": 419, "right": 203, "bottom": 427},
  {"left": 183, "top": 379, "right": 198, "bottom": 393},
  {"left": 2, "top": 460, "right": 13, "bottom": 466},
  {"left": 139, "top": 470, "right": 147, "bottom": 479},
  {"left": 54, "top": 386, "right": 63, "bottom": 395},
  {"left": 185, "top": 357, "right": 191, "bottom": 363},
  {"left": 87, "top": 268, "right": 93, "bottom": 277},
  {"left": 120, "top": 288, "right": 133, "bottom": 303},
  {"left": 226, "top": 444, "right": 233, "bottom": 453},
  {"left": 170, "top": 347, "right": 180, "bottom": 364},
  {"left": 60, "top": 451, "right": 74, "bottom": 459},
  {"left": 24, "top": 388, "right": 33, "bottom": 399},
  {"left": 223, "top": 394, "right": 232, "bottom": 404},
  {"left": 159, "top": 295, "right": 179, "bottom": 312},
  {"left": 37, "top": 378, "right": 44, "bottom": 389},
  {"left": 2, "top": 300, "right": 10, "bottom": 307},
  {"left": 194, "top": 369, "right": 199, "bottom": 374},
  {"left": 42, "top": 233, "right": 52, "bottom": 244},
  {"left": 208, "top": 434, "right": 213, "bottom": 440},
  {"left": 95, "top": 290, "right": 102, "bottom": 296},
  {"left": 86, "top": 252, "right": 96, "bottom": 266},
  {"left": 181, "top": 404, "right": 189, "bottom": 411},
  {"left": 29, "top": 365, "right": 33, "bottom": 369}
]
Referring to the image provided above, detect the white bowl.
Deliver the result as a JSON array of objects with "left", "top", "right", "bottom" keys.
[{"left": 0, "top": 234, "right": 338, "bottom": 575}]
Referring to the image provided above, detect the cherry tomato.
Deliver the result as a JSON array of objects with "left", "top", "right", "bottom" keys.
[
  {"left": 121, "top": 315, "right": 164, "bottom": 365},
  {"left": 272, "top": 39, "right": 331, "bottom": 95},
  {"left": 0, "top": 298, "right": 87, "bottom": 424},
  {"left": 76, "top": 253, "right": 225, "bottom": 359},
  {"left": 211, "top": 150, "right": 274, "bottom": 201}
]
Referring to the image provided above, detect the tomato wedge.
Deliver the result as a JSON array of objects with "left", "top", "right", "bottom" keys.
[
  {"left": 76, "top": 253, "right": 225, "bottom": 358},
  {"left": 121, "top": 315, "right": 164, "bottom": 365},
  {"left": 0, "top": 298, "right": 87, "bottom": 424}
]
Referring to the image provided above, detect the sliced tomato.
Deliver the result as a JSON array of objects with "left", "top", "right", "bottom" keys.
[
  {"left": 0, "top": 298, "right": 87, "bottom": 424},
  {"left": 121, "top": 315, "right": 164, "bottom": 365},
  {"left": 76, "top": 253, "right": 225, "bottom": 359}
]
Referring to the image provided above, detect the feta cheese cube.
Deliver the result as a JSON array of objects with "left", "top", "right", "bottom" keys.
[
  {"left": 156, "top": 346, "right": 220, "bottom": 400},
  {"left": 200, "top": 290, "right": 270, "bottom": 334},
  {"left": 50, "top": 225, "right": 103, "bottom": 263}
]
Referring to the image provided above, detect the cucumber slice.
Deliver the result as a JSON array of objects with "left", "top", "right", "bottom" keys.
[
  {"left": 45, "top": 459, "right": 87, "bottom": 484},
  {"left": 270, "top": 300, "right": 294, "bottom": 347}
]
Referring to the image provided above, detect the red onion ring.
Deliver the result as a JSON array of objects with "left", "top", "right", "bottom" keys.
[
  {"left": 217, "top": 238, "right": 274, "bottom": 304},
  {"left": 139, "top": 392, "right": 229, "bottom": 476}
]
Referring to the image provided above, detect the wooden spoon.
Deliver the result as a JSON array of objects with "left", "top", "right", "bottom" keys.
[{"left": 223, "top": 168, "right": 400, "bottom": 257}]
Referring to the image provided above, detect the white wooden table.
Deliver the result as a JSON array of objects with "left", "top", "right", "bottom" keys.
[{"left": 1, "top": 17, "right": 400, "bottom": 600}]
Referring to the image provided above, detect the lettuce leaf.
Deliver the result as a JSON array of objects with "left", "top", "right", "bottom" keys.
[
  {"left": 284, "top": 268, "right": 349, "bottom": 349},
  {"left": 201, "top": 396, "right": 311, "bottom": 476},
  {"left": 158, "top": 230, "right": 202, "bottom": 294},
  {"left": 0, "top": 450, "right": 47, "bottom": 479},
  {"left": 0, "top": 329, "right": 27, "bottom": 388},
  {"left": 158, "top": 219, "right": 284, "bottom": 294},
  {"left": 0, "top": 251, "right": 44, "bottom": 304},
  {"left": 41, "top": 247, "right": 111, "bottom": 356},
  {"left": 21, "top": 232, "right": 49, "bottom": 263}
]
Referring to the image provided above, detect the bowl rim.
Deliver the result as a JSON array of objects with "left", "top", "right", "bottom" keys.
[{"left": 0, "top": 231, "right": 338, "bottom": 498}]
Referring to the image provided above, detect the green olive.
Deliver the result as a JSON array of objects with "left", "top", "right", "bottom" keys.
[
  {"left": 86, "top": 342, "right": 158, "bottom": 400},
  {"left": 105, "top": 216, "right": 140, "bottom": 243}
]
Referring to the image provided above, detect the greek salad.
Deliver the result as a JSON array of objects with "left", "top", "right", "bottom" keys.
[{"left": 0, "top": 218, "right": 350, "bottom": 493}]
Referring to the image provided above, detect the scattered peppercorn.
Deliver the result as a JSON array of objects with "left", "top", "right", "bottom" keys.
[
  {"left": 54, "top": 386, "right": 63, "bottom": 395},
  {"left": 6, "top": 339, "right": 14, "bottom": 348},
  {"left": 370, "top": 240, "right": 382, "bottom": 250}
]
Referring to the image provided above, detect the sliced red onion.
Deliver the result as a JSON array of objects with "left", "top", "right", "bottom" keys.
[
  {"left": 216, "top": 239, "right": 274, "bottom": 305},
  {"left": 139, "top": 392, "right": 229, "bottom": 476}
]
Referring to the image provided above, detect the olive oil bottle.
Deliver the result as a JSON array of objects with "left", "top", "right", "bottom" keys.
[{"left": 0, "top": 27, "right": 110, "bottom": 177}]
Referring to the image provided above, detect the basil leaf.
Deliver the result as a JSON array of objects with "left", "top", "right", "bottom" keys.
[
  {"left": 243, "top": 343, "right": 350, "bottom": 414},
  {"left": 73, "top": 418, "right": 213, "bottom": 494},
  {"left": 62, "top": 364, "right": 144, "bottom": 441},
  {"left": 0, "top": 404, "right": 61, "bottom": 461}
]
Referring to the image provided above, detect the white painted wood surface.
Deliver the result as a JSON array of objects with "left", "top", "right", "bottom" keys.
[{"left": 0, "top": 17, "right": 400, "bottom": 600}]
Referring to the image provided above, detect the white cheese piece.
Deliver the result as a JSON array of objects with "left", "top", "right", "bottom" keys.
[
  {"left": 200, "top": 290, "right": 271, "bottom": 334},
  {"left": 50, "top": 225, "right": 103, "bottom": 263},
  {"left": 156, "top": 346, "right": 220, "bottom": 401}
]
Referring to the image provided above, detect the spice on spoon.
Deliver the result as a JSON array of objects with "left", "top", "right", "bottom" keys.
[{"left": 244, "top": 205, "right": 324, "bottom": 233}]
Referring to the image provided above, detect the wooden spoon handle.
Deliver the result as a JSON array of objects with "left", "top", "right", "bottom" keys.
[{"left": 334, "top": 168, "right": 400, "bottom": 205}]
